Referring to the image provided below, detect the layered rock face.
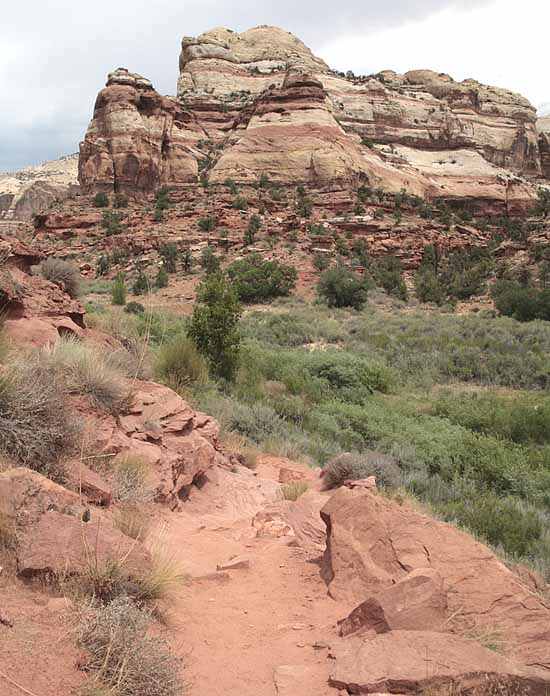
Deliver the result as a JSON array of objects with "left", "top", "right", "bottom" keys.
[
  {"left": 79, "top": 68, "right": 203, "bottom": 194},
  {"left": 0, "top": 154, "right": 78, "bottom": 221},
  {"left": 77, "top": 25, "right": 549, "bottom": 210}
]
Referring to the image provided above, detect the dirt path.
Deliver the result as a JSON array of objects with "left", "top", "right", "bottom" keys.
[{"left": 161, "top": 460, "right": 346, "bottom": 696}]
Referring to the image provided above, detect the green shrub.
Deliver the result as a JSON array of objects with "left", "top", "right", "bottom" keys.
[
  {"left": 244, "top": 214, "right": 262, "bottom": 246},
  {"left": 159, "top": 243, "right": 179, "bottom": 273},
  {"left": 224, "top": 178, "right": 238, "bottom": 194},
  {"left": 38, "top": 257, "right": 81, "bottom": 298},
  {"left": 154, "top": 335, "right": 209, "bottom": 391},
  {"left": 132, "top": 271, "right": 149, "bottom": 295},
  {"left": 188, "top": 272, "right": 242, "bottom": 380},
  {"left": 227, "top": 254, "right": 297, "bottom": 303},
  {"left": 313, "top": 253, "right": 330, "bottom": 272},
  {"left": 198, "top": 216, "right": 216, "bottom": 233},
  {"left": 155, "top": 266, "right": 169, "bottom": 289},
  {"left": 199, "top": 247, "right": 221, "bottom": 274},
  {"left": 317, "top": 266, "right": 369, "bottom": 309},
  {"left": 93, "top": 192, "right": 109, "bottom": 208},
  {"left": 371, "top": 255, "right": 408, "bottom": 301},
  {"left": 125, "top": 301, "right": 145, "bottom": 315},
  {"left": 232, "top": 195, "right": 248, "bottom": 211},
  {"left": 101, "top": 211, "right": 125, "bottom": 236},
  {"left": 96, "top": 255, "right": 110, "bottom": 276},
  {"left": 413, "top": 267, "right": 446, "bottom": 305},
  {"left": 492, "top": 280, "right": 550, "bottom": 322},
  {"left": 111, "top": 274, "right": 127, "bottom": 306},
  {"left": 439, "top": 247, "right": 493, "bottom": 300},
  {"left": 77, "top": 597, "right": 183, "bottom": 696},
  {"left": 113, "top": 194, "right": 128, "bottom": 209}
]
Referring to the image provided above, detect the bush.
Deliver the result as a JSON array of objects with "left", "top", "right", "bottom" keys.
[
  {"left": 45, "top": 338, "right": 128, "bottom": 413},
  {"left": 101, "top": 211, "right": 125, "bottom": 236},
  {"left": 113, "top": 504, "right": 150, "bottom": 541},
  {"left": 93, "top": 192, "right": 109, "bottom": 208},
  {"left": 159, "top": 243, "right": 178, "bottom": 273},
  {"left": 111, "top": 274, "right": 127, "bottom": 306},
  {"left": 77, "top": 597, "right": 183, "bottom": 696},
  {"left": 154, "top": 335, "right": 209, "bottom": 391},
  {"left": 322, "top": 450, "right": 402, "bottom": 490},
  {"left": 439, "top": 247, "right": 493, "bottom": 300},
  {"left": 371, "top": 255, "right": 408, "bottom": 301},
  {"left": 113, "top": 193, "right": 128, "bottom": 209},
  {"left": 155, "top": 266, "right": 169, "bottom": 289},
  {"left": 112, "top": 455, "right": 153, "bottom": 503},
  {"left": 199, "top": 247, "right": 221, "bottom": 274},
  {"left": 227, "top": 254, "right": 297, "bottom": 303},
  {"left": 96, "top": 255, "right": 110, "bottom": 276},
  {"left": 0, "top": 357, "right": 78, "bottom": 478},
  {"left": 38, "top": 257, "right": 81, "bottom": 298},
  {"left": 492, "top": 280, "right": 550, "bottom": 322},
  {"left": 125, "top": 301, "right": 145, "bottom": 315},
  {"left": 317, "top": 266, "right": 369, "bottom": 309},
  {"left": 414, "top": 267, "right": 446, "bottom": 305},
  {"left": 132, "top": 271, "right": 149, "bottom": 295},
  {"left": 232, "top": 195, "right": 248, "bottom": 211},
  {"left": 188, "top": 272, "right": 242, "bottom": 380},
  {"left": 198, "top": 216, "right": 215, "bottom": 233}
]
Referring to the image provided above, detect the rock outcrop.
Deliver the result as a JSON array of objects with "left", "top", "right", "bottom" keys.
[
  {"left": 78, "top": 68, "right": 203, "bottom": 194},
  {"left": 321, "top": 488, "right": 550, "bottom": 674}
]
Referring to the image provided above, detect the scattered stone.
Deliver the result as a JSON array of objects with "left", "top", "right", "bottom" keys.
[{"left": 216, "top": 556, "right": 250, "bottom": 571}]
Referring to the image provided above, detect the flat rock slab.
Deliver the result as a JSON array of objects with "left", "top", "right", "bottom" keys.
[
  {"left": 329, "top": 630, "right": 550, "bottom": 695},
  {"left": 216, "top": 556, "right": 250, "bottom": 571}
]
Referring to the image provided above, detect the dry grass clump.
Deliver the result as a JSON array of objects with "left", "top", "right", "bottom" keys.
[
  {"left": 322, "top": 450, "right": 402, "bottom": 490},
  {"left": 44, "top": 337, "right": 129, "bottom": 413},
  {"left": 154, "top": 335, "right": 209, "bottom": 393},
  {"left": 282, "top": 480, "right": 308, "bottom": 501},
  {"left": 112, "top": 455, "right": 154, "bottom": 504},
  {"left": 113, "top": 504, "right": 150, "bottom": 541},
  {"left": 77, "top": 596, "right": 183, "bottom": 696},
  {"left": 0, "top": 356, "right": 78, "bottom": 479},
  {"left": 38, "top": 257, "right": 81, "bottom": 298}
]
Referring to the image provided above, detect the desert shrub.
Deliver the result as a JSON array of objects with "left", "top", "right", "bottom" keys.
[
  {"left": 242, "top": 310, "right": 344, "bottom": 347},
  {"left": 492, "top": 280, "right": 550, "bottom": 322},
  {"left": 0, "top": 357, "right": 78, "bottom": 478},
  {"left": 282, "top": 481, "right": 308, "bottom": 501},
  {"left": 317, "top": 266, "right": 369, "bottom": 309},
  {"left": 232, "top": 195, "right": 248, "bottom": 211},
  {"left": 159, "top": 243, "right": 179, "bottom": 273},
  {"left": 114, "top": 504, "right": 150, "bottom": 541},
  {"left": 227, "top": 401, "right": 287, "bottom": 444},
  {"left": 322, "top": 450, "right": 402, "bottom": 490},
  {"left": 155, "top": 266, "right": 169, "bottom": 289},
  {"left": 101, "top": 211, "right": 125, "bottom": 236},
  {"left": 96, "top": 255, "right": 110, "bottom": 276},
  {"left": 199, "top": 247, "right": 221, "bottom": 274},
  {"left": 227, "top": 254, "right": 297, "bottom": 303},
  {"left": 439, "top": 247, "right": 493, "bottom": 300},
  {"left": 198, "top": 216, "right": 215, "bottom": 232},
  {"left": 244, "top": 214, "right": 261, "bottom": 246},
  {"left": 113, "top": 193, "right": 128, "bottom": 209},
  {"left": 438, "top": 494, "right": 544, "bottom": 559},
  {"left": 371, "top": 255, "right": 408, "bottom": 301},
  {"left": 154, "top": 335, "right": 208, "bottom": 391},
  {"left": 111, "top": 274, "right": 127, "bottom": 306},
  {"left": 112, "top": 455, "right": 153, "bottom": 503},
  {"left": 45, "top": 338, "right": 128, "bottom": 413},
  {"left": 93, "top": 192, "right": 109, "bottom": 208},
  {"left": 125, "top": 301, "right": 145, "bottom": 315},
  {"left": 155, "top": 187, "right": 172, "bottom": 213},
  {"left": 132, "top": 271, "right": 149, "bottom": 295},
  {"left": 413, "top": 267, "right": 446, "bottom": 305},
  {"left": 433, "top": 390, "right": 550, "bottom": 445},
  {"left": 77, "top": 596, "right": 183, "bottom": 696},
  {"left": 224, "top": 178, "right": 238, "bottom": 194},
  {"left": 38, "top": 257, "right": 81, "bottom": 298},
  {"left": 313, "top": 253, "right": 330, "bottom": 272},
  {"left": 188, "top": 272, "right": 242, "bottom": 381}
]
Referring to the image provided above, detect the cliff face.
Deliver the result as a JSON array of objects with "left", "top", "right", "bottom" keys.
[{"left": 77, "top": 25, "right": 548, "bottom": 210}]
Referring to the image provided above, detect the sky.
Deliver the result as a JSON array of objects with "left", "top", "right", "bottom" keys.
[{"left": 1, "top": 0, "right": 548, "bottom": 173}]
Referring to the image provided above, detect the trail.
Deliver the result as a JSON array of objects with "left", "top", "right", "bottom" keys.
[{"left": 161, "top": 457, "right": 346, "bottom": 696}]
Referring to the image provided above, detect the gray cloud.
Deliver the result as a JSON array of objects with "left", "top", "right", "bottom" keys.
[{"left": 0, "top": 0, "right": 494, "bottom": 171}]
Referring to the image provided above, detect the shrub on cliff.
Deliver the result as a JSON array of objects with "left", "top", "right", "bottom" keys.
[
  {"left": 102, "top": 210, "right": 125, "bottom": 236},
  {"left": 199, "top": 247, "right": 221, "bottom": 274},
  {"left": 322, "top": 451, "right": 402, "bottom": 490},
  {"left": 227, "top": 254, "right": 297, "bottom": 303},
  {"left": 371, "top": 255, "right": 408, "bottom": 301},
  {"left": 317, "top": 266, "right": 369, "bottom": 309},
  {"left": 93, "top": 192, "right": 109, "bottom": 208},
  {"left": 188, "top": 272, "right": 242, "bottom": 381},
  {"left": 159, "top": 243, "right": 179, "bottom": 273},
  {"left": 38, "top": 257, "right": 81, "bottom": 298},
  {"left": 132, "top": 271, "right": 149, "bottom": 295}
]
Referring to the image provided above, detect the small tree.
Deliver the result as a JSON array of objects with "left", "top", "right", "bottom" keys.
[
  {"left": 232, "top": 195, "right": 248, "bottom": 211},
  {"left": 155, "top": 265, "right": 169, "bottom": 288},
  {"left": 96, "top": 254, "right": 110, "bottom": 276},
  {"left": 93, "top": 192, "right": 109, "bottom": 208},
  {"left": 113, "top": 194, "right": 128, "bottom": 209},
  {"left": 244, "top": 214, "right": 261, "bottom": 246},
  {"left": 535, "top": 188, "right": 550, "bottom": 218},
  {"left": 227, "top": 254, "right": 297, "bottom": 303},
  {"left": 182, "top": 247, "right": 193, "bottom": 272},
  {"left": 188, "top": 272, "right": 242, "bottom": 381},
  {"left": 159, "top": 243, "right": 179, "bottom": 273},
  {"left": 198, "top": 216, "right": 216, "bottom": 233},
  {"left": 199, "top": 247, "right": 221, "bottom": 274},
  {"left": 132, "top": 271, "right": 149, "bottom": 295},
  {"left": 317, "top": 266, "right": 369, "bottom": 309},
  {"left": 111, "top": 274, "right": 127, "bottom": 306}
]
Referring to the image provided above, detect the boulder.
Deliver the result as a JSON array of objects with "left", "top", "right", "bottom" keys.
[
  {"left": 64, "top": 460, "right": 113, "bottom": 506},
  {"left": 329, "top": 631, "right": 549, "bottom": 694},
  {"left": 338, "top": 568, "right": 447, "bottom": 636},
  {"left": 321, "top": 488, "right": 550, "bottom": 671}
]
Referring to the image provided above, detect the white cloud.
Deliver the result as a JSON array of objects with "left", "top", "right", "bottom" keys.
[{"left": 317, "top": 0, "right": 549, "bottom": 110}]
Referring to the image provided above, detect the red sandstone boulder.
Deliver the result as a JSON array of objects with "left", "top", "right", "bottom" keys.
[
  {"left": 321, "top": 488, "right": 550, "bottom": 672},
  {"left": 329, "top": 631, "right": 549, "bottom": 694},
  {"left": 338, "top": 568, "right": 447, "bottom": 637}
]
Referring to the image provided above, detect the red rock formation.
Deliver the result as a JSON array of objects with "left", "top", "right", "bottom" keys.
[{"left": 78, "top": 68, "right": 203, "bottom": 195}]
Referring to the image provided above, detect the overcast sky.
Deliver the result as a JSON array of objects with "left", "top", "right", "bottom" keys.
[{"left": 1, "top": 0, "right": 547, "bottom": 172}]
